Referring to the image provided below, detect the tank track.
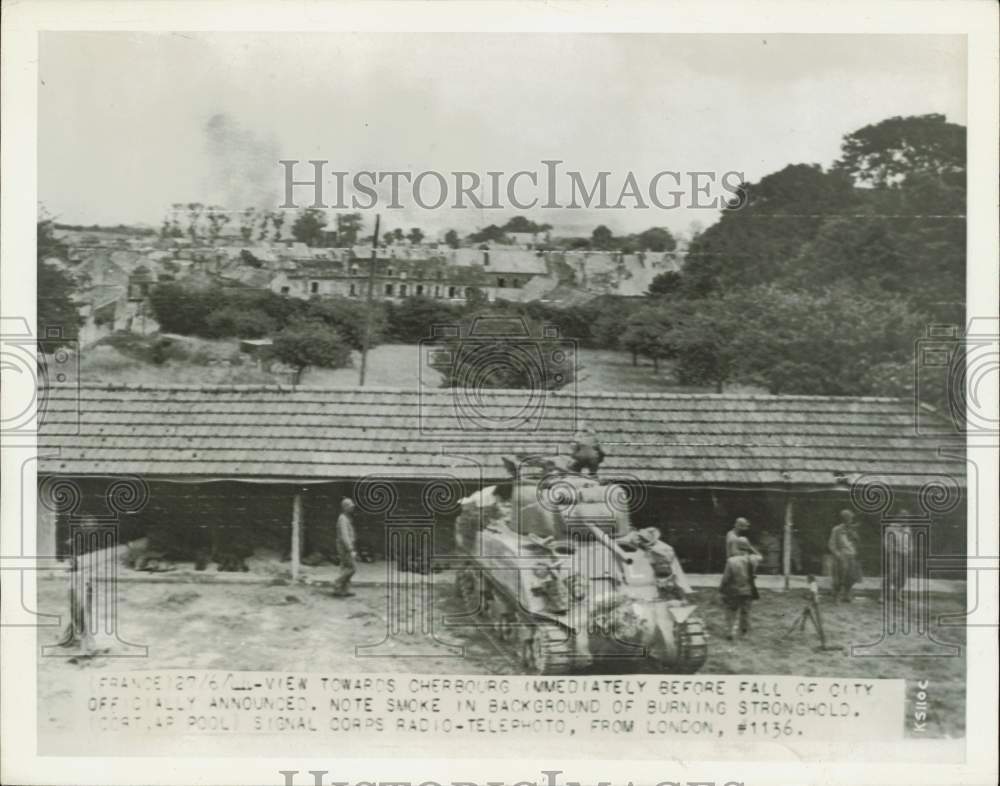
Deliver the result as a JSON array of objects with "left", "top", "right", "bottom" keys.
[
  {"left": 669, "top": 615, "right": 708, "bottom": 674},
  {"left": 456, "top": 568, "right": 580, "bottom": 675}
]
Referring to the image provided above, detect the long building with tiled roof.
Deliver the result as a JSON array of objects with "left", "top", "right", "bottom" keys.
[{"left": 38, "top": 384, "right": 964, "bottom": 489}]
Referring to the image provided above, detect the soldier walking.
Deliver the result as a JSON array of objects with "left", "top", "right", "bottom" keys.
[
  {"left": 829, "top": 509, "right": 862, "bottom": 602},
  {"left": 331, "top": 498, "right": 357, "bottom": 598},
  {"left": 725, "top": 517, "right": 760, "bottom": 559},
  {"left": 719, "top": 537, "right": 762, "bottom": 640}
]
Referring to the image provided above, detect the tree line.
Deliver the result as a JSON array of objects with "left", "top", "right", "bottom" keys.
[
  {"left": 39, "top": 113, "right": 964, "bottom": 404},
  {"left": 606, "top": 114, "right": 965, "bottom": 402}
]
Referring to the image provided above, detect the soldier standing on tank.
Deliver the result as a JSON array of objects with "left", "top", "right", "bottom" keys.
[
  {"left": 331, "top": 498, "right": 357, "bottom": 598},
  {"left": 719, "top": 537, "right": 762, "bottom": 640},
  {"left": 568, "top": 423, "right": 605, "bottom": 475}
]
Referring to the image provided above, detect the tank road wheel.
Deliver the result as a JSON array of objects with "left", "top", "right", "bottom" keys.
[
  {"left": 521, "top": 629, "right": 549, "bottom": 675},
  {"left": 497, "top": 613, "right": 516, "bottom": 642},
  {"left": 674, "top": 618, "right": 708, "bottom": 674},
  {"left": 456, "top": 570, "right": 480, "bottom": 611}
]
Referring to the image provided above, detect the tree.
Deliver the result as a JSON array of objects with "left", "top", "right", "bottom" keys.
[
  {"left": 620, "top": 304, "right": 675, "bottom": 372},
  {"left": 407, "top": 227, "right": 425, "bottom": 245},
  {"left": 37, "top": 219, "right": 81, "bottom": 350},
  {"left": 429, "top": 314, "right": 575, "bottom": 391},
  {"left": 291, "top": 208, "right": 328, "bottom": 247},
  {"left": 635, "top": 227, "right": 676, "bottom": 253},
  {"left": 444, "top": 229, "right": 460, "bottom": 249},
  {"left": 386, "top": 295, "right": 460, "bottom": 343},
  {"left": 590, "top": 306, "right": 626, "bottom": 350},
  {"left": 591, "top": 225, "right": 614, "bottom": 250},
  {"left": 205, "top": 206, "right": 230, "bottom": 242},
  {"left": 681, "top": 164, "right": 855, "bottom": 296},
  {"left": 204, "top": 307, "right": 276, "bottom": 339},
  {"left": 304, "top": 296, "right": 386, "bottom": 351},
  {"left": 239, "top": 208, "right": 257, "bottom": 242},
  {"left": 269, "top": 318, "right": 351, "bottom": 384},
  {"left": 502, "top": 216, "right": 552, "bottom": 234},
  {"left": 658, "top": 286, "right": 927, "bottom": 396},
  {"left": 148, "top": 283, "right": 219, "bottom": 335},
  {"left": 660, "top": 298, "right": 737, "bottom": 392},
  {"left": 835, "top": 114, "right": 966, "bottom": 188},
  {"left": 647, "top": 271, "right": 683, "bottom": 297},
  {"left": 468, "top": 224, "right": 506, "bottom": 244},
  {"left": 336, "top": 213, "right": 363, "bottom": 246},
  {"left": 723, "top": 285, "right": 925, "bottom": 396},
  {"left": 464, "top": 287, "right": 489, "bottom": 308},
  {"left": 186, "top": 202, "right": 204, "bottom": 240},
  {"left": 271, "top": 212, "right": 286, "bottom": 242},
  {"left": 240, "top": 249, "right": 263, "bottom": 268}
]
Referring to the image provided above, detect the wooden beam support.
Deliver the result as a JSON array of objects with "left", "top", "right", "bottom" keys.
[
  {"left": 291, "top": 491, "right": 303, "bottom": 582},
  {"left": 783, "top": 496, "right": 794, "bottom": 590}
]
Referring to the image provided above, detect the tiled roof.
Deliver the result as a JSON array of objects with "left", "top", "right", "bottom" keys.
[
  {"left": 483, "top": 249, "right": 548, "bottom": 275},
  {"left": 38, "top": 385, "right": 963, "bottom": 488}
]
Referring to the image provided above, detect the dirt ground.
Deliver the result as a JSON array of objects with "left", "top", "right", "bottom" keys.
[{"left": 36, "top": 578, "right": 966, "bottom": 739}]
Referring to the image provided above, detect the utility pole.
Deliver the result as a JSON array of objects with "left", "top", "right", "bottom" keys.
[{"left": 359, "top": 214, "right": 380, "bottom": 386}]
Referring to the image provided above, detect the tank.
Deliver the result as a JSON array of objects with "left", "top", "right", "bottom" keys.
[{"left": 454, "top": 457, "right": 708, "bottom": 674}]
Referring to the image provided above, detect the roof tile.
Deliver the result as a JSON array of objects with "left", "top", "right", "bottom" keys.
[{"left": 37, "top": 384, "right": 964, "bottom": 487}]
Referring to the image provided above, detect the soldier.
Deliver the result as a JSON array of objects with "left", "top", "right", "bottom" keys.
[
  {"left": 55, "top": 531, "right": 94, "bottom": 653},
  {"left": 829, "top": 509, "right": 862, "bottom": 602},
  {"left": 719, "top": 536, "right": 762, "bottom": 639},
  {"left": 568, "top": 423, "right": 605, "bottom": 475},
  {"left": 331, "top": 498, "right": 358, "bottom": 598},
  {"left": 725, "top": 517, "right": 760, "bottom": 559},
  {"left": 884, "top": 510, "right": 912, "bottom": 599},
  {"left": 623, "top": 526, "right": 693, "bottom": 598}
]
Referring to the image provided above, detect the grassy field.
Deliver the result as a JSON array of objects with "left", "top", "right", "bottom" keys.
[{"left": 64, "top": 334, "right": 761, "bottom": 393}]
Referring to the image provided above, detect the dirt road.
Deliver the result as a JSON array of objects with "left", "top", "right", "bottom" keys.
[{"left": 36, "top": 579, "right": 967, "bottom": 738}]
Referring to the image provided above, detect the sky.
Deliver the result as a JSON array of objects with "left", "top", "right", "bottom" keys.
[{"left": 39, "top": 33, "right": 966, "bottom": 240}]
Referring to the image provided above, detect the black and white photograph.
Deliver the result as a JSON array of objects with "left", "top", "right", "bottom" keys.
[{"left": 2, "top": 4, "right": 998, "bottom": 785}]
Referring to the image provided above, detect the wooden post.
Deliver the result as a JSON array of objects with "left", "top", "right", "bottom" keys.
[
  {"left": 291, "top": 491, "right": 303, "bottom": 582},
  {"left": 358, "top": 214, "right": 381, "bottom": 386},
  {"left": 37, "top": 484, "right": 57, "bottom": 558},
  {"left": 783, "top": 496, "right": 794, "bottom": 590}
]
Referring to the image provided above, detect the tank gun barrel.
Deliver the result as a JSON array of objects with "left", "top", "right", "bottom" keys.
[{"left": 577, "top": 519, "right": 633, "bottom": 566}]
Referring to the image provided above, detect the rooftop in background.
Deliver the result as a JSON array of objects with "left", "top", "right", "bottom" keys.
[{"left": 38, "top": 384, "right": 964, "bottom": 488}]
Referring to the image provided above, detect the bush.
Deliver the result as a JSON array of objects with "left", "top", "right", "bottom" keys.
[
  {"left": 204, "top": 307, "right": 276, "bottom": 339},
  {"left": 149, "top": 337, "right": 186, "bottom": 365},
  {"left": 386, "top": 296, "right": 461, "bottom": 343},
  {"left": 269, "top": 318, "right": 352, "bottom": 384},
  {"left": 429, "top": 313, "right": 575, "bottom": 391},
  {"left": 304, "top": 296, "right": 385, "bottom": 351},
  {"left": 148, "top": 283, "right": 224, "bottom": 335}
]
